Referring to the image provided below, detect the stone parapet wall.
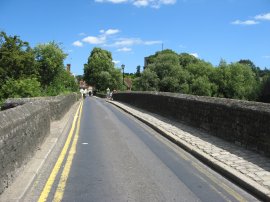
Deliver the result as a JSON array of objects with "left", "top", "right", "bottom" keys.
[
  {"left": 0, "top": 102, "right": 50, "bottom": 194},
  {"left": 113, "top": 92, "right": 270, "bottom": 156},
  {"left": 3, "top": 93, "right": 80, "bottom": 120},
  {"left": 0, "top": 93, "right": 79, "bottom": 194}
]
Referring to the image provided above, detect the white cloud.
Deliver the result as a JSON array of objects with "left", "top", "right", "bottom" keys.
[
  {"left": 113, "top": 60, "right": 120, "bottom": 64},
  {"left": 104, "top": 29, "right": 120, "bottom": 35},
  {"left": 96, "top": 0, "right": 176, "bottom": 8},
  {"left": 231, "top": 20, "right": 259, "bottom": 25},
  {"left": 95, "top": 0, "right": 128, "bottom": 3},
  {"left": 144, "top": 40, "right": 162, "bottom": 45},
  {"left": 77, "top": 29, "right": 119, "bottom": 46},
  {"left": 263, "top": 55, "right": 270, "bottom": 59},
  {"left": 232, "top": 12, "right": 270, "bottom": 26},
  {"left": 255, "top": 13, "right": 270, "bottom": 21},
  {"left": 72, "top": 40, "right": 83, "bottom": 47},
  {"left": 114, "top": 38, "right": 143, "bottom": 46},
  {"left": 82, "top": 36, "right": 106, "bottom": 44},
  {"left": 78, "top": 32, "right": 86, "bottom": 36},
  {"left": 161, "top": 0, "right": 176, "bottom": 4},
  {"left": 117, "top": 47, "right": 132, "bottom": 52},
  {"left": 133, "top": 0, "right": 176, "bottom": 8},
  {"left": 133, "top": 0, "right": 149, "bottom": 7},
  {"left": 109, "top": 38, "right": 162, "bottom": 48},
  {"left": 189, "top": 53, "right": 199, "bottom": 58}
]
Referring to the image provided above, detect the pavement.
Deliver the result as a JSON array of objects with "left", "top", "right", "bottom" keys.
[
  {"left": 107, "top": 100, "right": 270, "bottom": 201},
  {"left": 0, "top": 101, "right": 81, "bottom": 202}
]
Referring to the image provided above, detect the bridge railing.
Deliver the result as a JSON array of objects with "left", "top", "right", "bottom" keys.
[
  {"left": 0, "top": 93, "right": 80, "bottom": 194},
  {"left": 113, "top": 91, "right": 270, "bottom": 157}
]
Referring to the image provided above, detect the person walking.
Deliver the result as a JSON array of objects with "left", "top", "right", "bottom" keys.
[{"left": 106, "top": 88, "right": 110, "bottom": 99}]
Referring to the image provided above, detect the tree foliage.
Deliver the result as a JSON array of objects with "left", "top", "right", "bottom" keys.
[
  {"left": 0, "top": 77, "right": 41, "bottom": 98},
  {"left": 133, "top": 68, "right": 159, "bottom": 91},
  {"left": 34, "top": 42, "right": 67, "bottom": 88},
  {"left": 84, "top": 47, "right": 122, "bottom": 91},
  {"left": 133, "top": 49, "right": 266, "bottom": 102},
  {"left": 0, "top": 31, "right": 37, "bottom": 84},
  {"left": 0, "top": 32, "right": 78, "bottom": 104}
]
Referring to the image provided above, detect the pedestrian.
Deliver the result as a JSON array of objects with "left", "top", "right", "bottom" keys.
[{"left": 106, "top": 88, "right": 110, "bottom": 99}]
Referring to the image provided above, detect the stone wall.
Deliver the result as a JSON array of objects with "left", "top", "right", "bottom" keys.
[
  {"left": 3, "top": 93, "right": 80, "bottom": 120},
  {"left": 0, "top": 93, "right": 79, "bottom": 194},
  {"left": 113, "top": 92, "right": 270, "bottom": 156}
]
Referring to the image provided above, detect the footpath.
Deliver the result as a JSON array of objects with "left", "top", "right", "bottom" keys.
[
  {"left": 0, "top": 101, "right": 80, "bottom": 202},
  {"left": 108, "top": 100, "right": 270, "bottom": 201}
]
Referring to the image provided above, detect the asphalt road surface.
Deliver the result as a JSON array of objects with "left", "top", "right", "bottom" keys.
[{"left": 24, "top": 96, "right": 260, "bottom": 202}]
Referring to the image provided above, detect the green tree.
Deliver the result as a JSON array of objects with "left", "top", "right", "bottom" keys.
[
  {"left": 238, "top": 59, "right": 259, "bottom": 76},
  {"left": 43, "top": 69, "right": 78, "bottom": 96},
  {"left": 185, "top": 60, "right": 217, "bottom": 96},
  {"left": 259, "top": 74, "right": 270, "bottom": 103},
  {"left": 0, "top": 77, "right": 41, "bottom": 99},
  {"left": 160, "top": 76, "right": 180, "bottom": 92},
  {"left": 34, "top": 42, "right": 67, "bottom": 88},
  {"left": 133, "top": 68, "right": 159, "bottom": 91},
  {"left": 214, "top": 61, "right": 259, "bottom": 100},
  {"left": 145, "top": 49, "right": 188, "bottom": 92},
  {"left": 147, "top": 49, "right": 180, "bottom": 79},
  {"left": 0, "top": 32, "right": 39, "bottom": 102},
  {"left": 135, "top": 65, "right": 141, "bottom": 77},
  {"left": 178, "top": 53, "right": 199, "bottom": 68},
  {"left": 0, "top": 32, "right": 37, "bottom": 85},
  {"left": 84, "top": 47, "right": 122, "bottom": 91},
  {"left": 190, "top": 76, "right": 213, "bottom": 96}
]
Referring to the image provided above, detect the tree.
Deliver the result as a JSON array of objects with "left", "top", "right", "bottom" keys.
[
  {"left": 213, "top": 61, "right": 259, "bottom": 100},
  {"left": 160, "top": 76, "right": 180, "bottom": 92},
  {"left": 259, "top": 74, "right": 270, "bottom": 103},
  {"left": 135, "top": 65, "right": 141, "bottom": 77},
  {"left": 144, "top": 49, "right": 188, "bottom": 92},
  {"left": 147, "top": 49, "right": 180, "bottom": 79},
  {"left": 34, "top": 42, "right": 67, "bottom": 88},
  {"left": 76, "top": 75, "right": 84, "bottom": 82},
  {"left": 0, "top": 32, "right": 39, "bottom": 102},
  {"left": 0, "top": 32, "right": 37, "bottom": 85},
  {"left": 179, "top": 53, "right": 199, "bottom": 68},
  {"left": 185, "top": 60, "right": 217, "bottom": 96},
  {"left": 133, "top": 68, "right": 159, "bottom": 91},
  {"left": 84, "top": 47, "right": 122, "bottom": 91},
  {"left": 0, "top": 77, "right": 41, "bottom": 99},
  {"left": 190, "top": 76, "right": 213, "bottom": 96}
]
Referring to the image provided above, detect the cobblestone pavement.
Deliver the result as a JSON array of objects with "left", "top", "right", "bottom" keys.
[{"left": 108, "top": 100, "right": 270, "bottom": 200}]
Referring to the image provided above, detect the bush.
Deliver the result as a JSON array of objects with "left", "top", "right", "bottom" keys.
[{"left": 0, "top": 77, "right": 41, "bottom": 99}]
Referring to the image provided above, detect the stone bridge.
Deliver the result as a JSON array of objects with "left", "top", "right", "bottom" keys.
[
  {"left": 0, "top": 92, "right": 270, "bottom": 199},
  {"left": 0, "top": 93, "right": 80, "bottom": 194}
]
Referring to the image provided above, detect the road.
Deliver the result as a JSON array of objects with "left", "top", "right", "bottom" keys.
[{"left": 24, "top": 96, "right": 259, "bottom": 202}]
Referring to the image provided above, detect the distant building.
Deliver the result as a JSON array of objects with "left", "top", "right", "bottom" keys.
[
  {"left": 79, "top": 80, "right": 87, "bottom": 89},
  {"left": 66, "top": 64, "right": 77, "bottom": 83},
  {"left": 66, "top": 64, "right": 71, "bottom": 73},
  {"left": 144, "top": 54, "right": 157, "bottom": 69},
  {"left": 124, "top": 77, "right": 132, "bottom": 91}
]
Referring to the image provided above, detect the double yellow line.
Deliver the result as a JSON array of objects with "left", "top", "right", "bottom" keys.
[{"left": 38, "top": 101, "right": 83, "bottom": 202}]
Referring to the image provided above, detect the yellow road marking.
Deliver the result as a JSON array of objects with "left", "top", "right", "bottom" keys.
[
  {"left": 192, "top": 162, "right": 245, "bottom": 202},
  {"left": 148, "top": 128, "right": 245, "bottom": 201},
  {"left": 53, "top": 102, "right": 83, "bottom": 202},
  {"left": 38, "top": 102, "right": 82, "bottom": 202}
]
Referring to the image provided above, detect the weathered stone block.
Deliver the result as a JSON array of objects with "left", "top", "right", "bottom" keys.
[{"left": 113, "top": 92, "right": 270, "bottom": 157}]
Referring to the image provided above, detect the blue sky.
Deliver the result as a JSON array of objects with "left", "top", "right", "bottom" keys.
[{"left": 0, "top": 0, "right": 269, "bottom": 75}]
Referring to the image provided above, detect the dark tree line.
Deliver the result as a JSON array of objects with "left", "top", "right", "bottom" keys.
[
  {"left": 0, "top": 32, "right": 78, "bottom": 105},
  {"left": 133, "top": 49, "right": 270, "bottom": 103}
]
